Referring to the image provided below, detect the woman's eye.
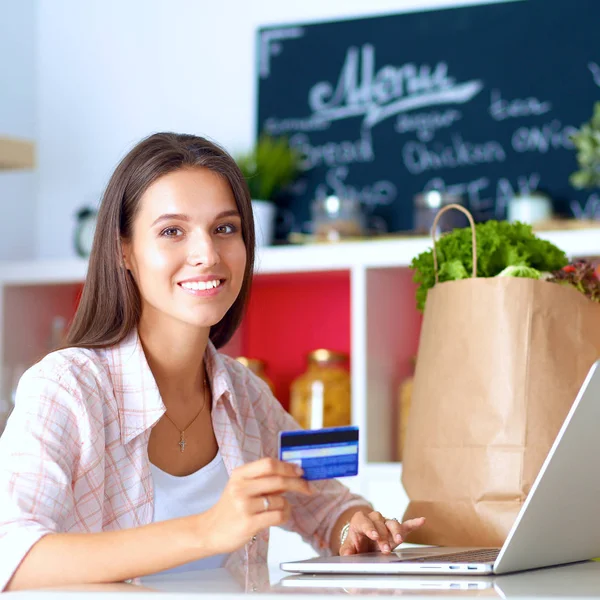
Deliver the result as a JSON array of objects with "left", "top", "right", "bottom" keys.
[
  {"left": 215, "top": 223, "right": 238, "bottom": 235},
  {"left": 160, "top": 227, "right": 182, "bottom": 237}
]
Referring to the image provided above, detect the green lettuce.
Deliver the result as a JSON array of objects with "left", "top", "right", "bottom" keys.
[
  {"left": 497, "top": 265, "right": 542, "bottom": 279},
  {"left": 411, "top": 220, "right": 568, "bottom": 312}
]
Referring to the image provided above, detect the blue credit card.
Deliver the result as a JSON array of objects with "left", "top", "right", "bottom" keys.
[{"left": 278, "top": 426, "right": 359, "bottom": 481}]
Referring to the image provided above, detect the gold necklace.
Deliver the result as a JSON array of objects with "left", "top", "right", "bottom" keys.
[{"left": 163, "top": 376, "right": 209, "bottom": 453}]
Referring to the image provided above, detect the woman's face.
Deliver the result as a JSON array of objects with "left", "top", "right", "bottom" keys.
[{"left": 122, "top": 167, "right": 247, "bottom": 332}]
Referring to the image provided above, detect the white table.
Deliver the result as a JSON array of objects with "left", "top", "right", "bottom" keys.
[{"left": 6, "top": 560, "right": 600, "bottom": 599}]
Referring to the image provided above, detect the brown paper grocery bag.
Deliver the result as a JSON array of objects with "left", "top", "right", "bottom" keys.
[{"left": 401, "top": 205, "right": 600, "bottom": 547}]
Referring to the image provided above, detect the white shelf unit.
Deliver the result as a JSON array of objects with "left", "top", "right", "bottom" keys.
[{"left": 1, "top": 228, "right": 600, "bottom": 493}]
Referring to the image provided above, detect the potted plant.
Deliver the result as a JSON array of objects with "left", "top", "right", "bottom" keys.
[
  {"left": 570, "top": 101, "right": 600, "bottom": 190},
  {"left": 234, "top": 134, "right": 301, "bottom": 247}
]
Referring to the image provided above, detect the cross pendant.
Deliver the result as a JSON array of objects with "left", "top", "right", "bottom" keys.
[{"left": 178, "top": 432, "right": 186, "bottom": 453}]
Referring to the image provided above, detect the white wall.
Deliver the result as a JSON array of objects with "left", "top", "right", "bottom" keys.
[
  {"left": 0, "top": 0, "right": 37, "bottom": 260},
  {"left": 36, "top": 0, "right": 503, "bottom": 259}
]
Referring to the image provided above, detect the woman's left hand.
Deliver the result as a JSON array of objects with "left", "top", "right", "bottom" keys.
[{"left": 339, "top": 511, "right": 425, "bottom": 556}]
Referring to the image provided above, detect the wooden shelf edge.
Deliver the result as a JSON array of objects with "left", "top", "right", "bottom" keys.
[{"left": 0, "top": 136, "right": 35, "bottom": 170}]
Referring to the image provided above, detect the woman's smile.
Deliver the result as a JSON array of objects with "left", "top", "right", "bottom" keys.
[{"left": 178, "top": 277, "right": 226, "bottom": 297}]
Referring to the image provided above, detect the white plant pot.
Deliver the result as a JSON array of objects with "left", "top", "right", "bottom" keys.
[{"left": 251, "top": 199, "right": 276, "bottom": 247}]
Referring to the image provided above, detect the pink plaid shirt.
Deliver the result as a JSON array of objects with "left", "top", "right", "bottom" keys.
[{"left": 0, "top": 331, "right": 368, "bottom": 590}]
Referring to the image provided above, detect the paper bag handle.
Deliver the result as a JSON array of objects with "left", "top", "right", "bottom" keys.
[{"left": 432, "top": 203, "right": 478, "bottom": 283}]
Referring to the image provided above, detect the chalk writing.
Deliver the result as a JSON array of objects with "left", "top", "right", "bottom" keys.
[
  {"left": 423, "top": 176, "right": 493, "bottom": 213},
  {"left": 315, "top": 166, "right": 397, "bottom": 209},
  {"left": 290, "top": 130, "right": 374, "bottom": 170},
  {"left": 402, "top": 135, "right": 506, "bottom": 175},
  {"left": 307, "top": 44, "right": 482, "bottom": 129},
  {"left": 259, "top": 28, "right": 304, "bottom": 78},
  {"left": 257, "top": 1, "right": 600, "bottom": 234},
  {"left": 394, "top": 109, "right": 462, "bottom": 141},
  {"left": 489, "top": 89, "right": 551, "bottom": 121},
  {"left": 495, "top": 172, "right": 542, "bottom": 216},
  {"left": 264, "top": 116, "right": 331, "bottom": 135},
  {"left": 423, "top": 172, "right": 541, "bottom": 219},
  {"left": 511, "top": 120, "right": 577, "bottom": 153},
  {"left": 571, "top": 193, "right": 600, "bottom": 219}
]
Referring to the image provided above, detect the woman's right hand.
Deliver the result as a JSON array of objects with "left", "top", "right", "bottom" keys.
[{"left": 201, "top": 457, "right": 313, "bottom": 554}]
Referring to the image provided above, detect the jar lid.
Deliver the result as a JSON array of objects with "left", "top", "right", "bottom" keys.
[
  {"left": 236, "top": 357, "right": 266, "bottom": 371},
  {"left": 308, "top": 349, "right": 349, "bottom": 364}
]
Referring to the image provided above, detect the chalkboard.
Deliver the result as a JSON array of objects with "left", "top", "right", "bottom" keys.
[{"left": 256, "top": 0, "right": 600, "bottom": 239}]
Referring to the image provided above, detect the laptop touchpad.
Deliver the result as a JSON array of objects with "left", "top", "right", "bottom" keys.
[{"left": 344, "top": 550, "right": 441, "bottom": 562}]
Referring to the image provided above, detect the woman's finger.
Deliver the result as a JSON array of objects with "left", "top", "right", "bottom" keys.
[
  {"left": 339, "top": 535, "right": 356, "bottom": 556},
  {"left": 385, "top": 518, "right": 405, "bottom": 546},
  {"left": 234, "top": 457, "right": 304, "bottom": 480},
  {"left": 253, "top": 494, "right": 287, "bottom": 515},
  {"left": 250, "top": 500, "right": 293, "bottom": 532},
  {"left": 340, "top": 514, "right": 427, "bottom": 556},
  {"left": 242, "top": 475, "right": 313, "bottom": 498},
  {"left": 348, "top": 511, "right": 385, "bottom": 553},
  {"left": 340, "top": 525, "right": 369, "bottom": 556},
  {"left": 398, "top": 517, "right": 426, "bottom": 540},
  {"left": 351, "top": 511, "right": 379, "bottom": 540},
  {"left": 367, "top": 511, "right": 394, "bottom": 553}
]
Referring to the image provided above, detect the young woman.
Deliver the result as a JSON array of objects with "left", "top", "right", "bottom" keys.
[{"left": 0, "top": 133, "right": 424, "bottom": 591}]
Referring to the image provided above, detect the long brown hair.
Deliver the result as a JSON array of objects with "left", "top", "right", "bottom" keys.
[{"left": 66, "top": 132, "right": 255, "bottom": 350}]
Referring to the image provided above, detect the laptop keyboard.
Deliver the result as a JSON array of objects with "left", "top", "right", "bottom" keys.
[{"left": 398, "top": 549, "right": 500, "bottom": 564}]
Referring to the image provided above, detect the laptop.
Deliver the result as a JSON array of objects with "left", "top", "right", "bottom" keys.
[
  {"left": 277, "top": 573, "right": 493, "bottom": 592},
  {"left": 281, "top": 359, "right": 600, "bottom": 576},
  {"left": 275, "top": 561, "right": 600, "bottom": 596}
]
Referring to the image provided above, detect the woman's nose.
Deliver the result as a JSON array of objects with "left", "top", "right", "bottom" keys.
[{"left": 187, "top": 233, "right": 219, "bottom": 267}]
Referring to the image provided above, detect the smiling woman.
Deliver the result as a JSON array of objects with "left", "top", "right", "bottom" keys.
[
  {"left": 68, "top": 133, "right": 255, "bottom": 350},
  {"left": 121, "top": 168, "right": 247, "bottom": 337},
  {"left": 0, "top": 132, "right": 423, "bottom": 591}
]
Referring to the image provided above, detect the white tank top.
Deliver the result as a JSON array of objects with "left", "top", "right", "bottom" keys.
[{"left": 149, "top": 451, "right": 230, "bottom": 574}]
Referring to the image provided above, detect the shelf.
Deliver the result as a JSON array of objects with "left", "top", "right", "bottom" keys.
[
  {"left": 0, "top": 258, "right": 88, "bottom": 285},
  {"left": 0, "top": 136, "right": 35, "bottom": 170},
  {"left": 257, "top": 226, "right": 600, "bottom": 273},
  {"left": 230, "top": 271, "right": 351, "bottom": 410},
  {"left": 2, "top": 225, "right": 600, "bottom": 285},
  {"left": 256, "top": 237, "right": 432, "bottom": 273}
]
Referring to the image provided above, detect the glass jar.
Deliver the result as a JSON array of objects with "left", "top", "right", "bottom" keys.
[
  {"left": 290, "top": 349, "right": 351, "bottom": 429},
  {"left": 413, "top": 191, "right": 467, "bottom": 234},
  {"left": 311, "top": 195, "right": 365, "bottom": 242},
  {"left": 236, "top": 357, "right": 275, "bottom": 394}
]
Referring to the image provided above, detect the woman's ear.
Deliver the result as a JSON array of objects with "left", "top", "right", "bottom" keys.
[{"left": 120, "top": 239, "right": 132, "bottom": 271}]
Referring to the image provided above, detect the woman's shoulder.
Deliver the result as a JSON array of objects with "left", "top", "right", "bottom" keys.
[
  {"left": 25, "top": 345, "right": 111, "bottom": 390},
  {"left": 13, "top": 346, "right": 114, "bottom": 426}
]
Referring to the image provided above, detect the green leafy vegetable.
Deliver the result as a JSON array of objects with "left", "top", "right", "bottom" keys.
[
  {"left": 547, "top": 261, "right": 600, "bottom": 302},
  {"left": 438, "top": 259, "right": 469, "bottom": 282},
  {"left": 411, "top": 220, "right": 568, "bottom": 312},
  {"left": 497, "top": 265, "right": 542, "bottom": 279}
]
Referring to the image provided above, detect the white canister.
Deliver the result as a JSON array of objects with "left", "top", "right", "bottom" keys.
[{"left": 507, "top": 192, "right": 553, "bottom": 225}]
